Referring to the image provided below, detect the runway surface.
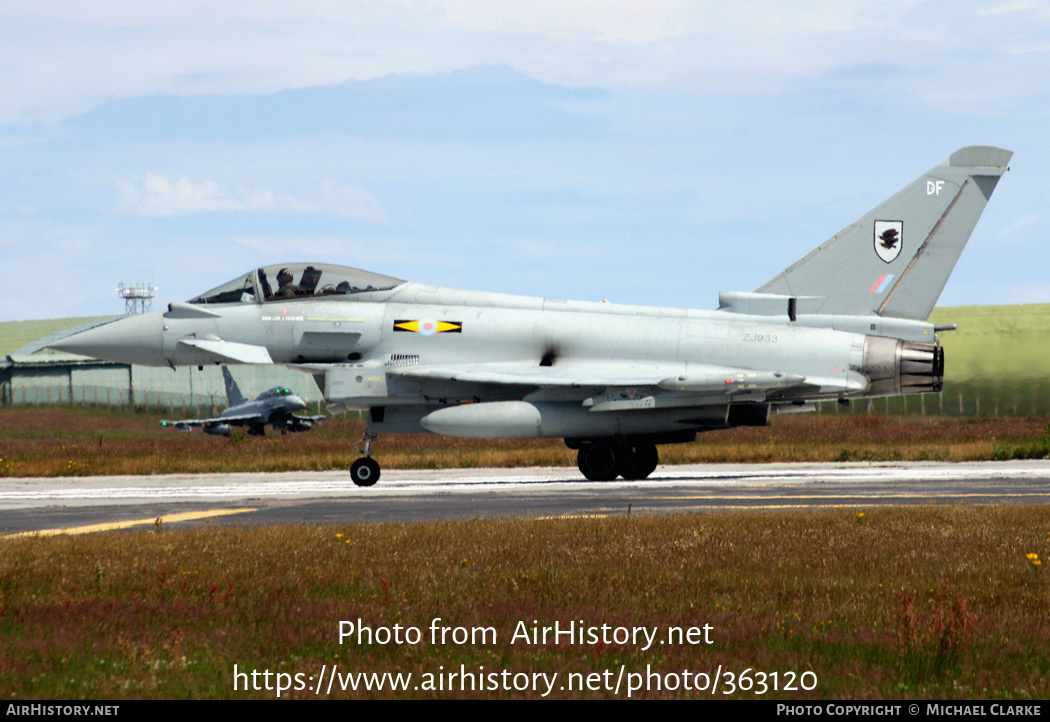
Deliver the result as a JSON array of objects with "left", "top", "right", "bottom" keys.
[{"left": 3, "top": 460, "right": 1050, "bottom": 536}]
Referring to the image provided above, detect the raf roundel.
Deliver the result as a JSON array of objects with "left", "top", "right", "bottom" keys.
[{"left": 392, "top": 319, "right": 464, "bottom": 334}]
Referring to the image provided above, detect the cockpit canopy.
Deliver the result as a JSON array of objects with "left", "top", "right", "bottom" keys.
[
  {"left": 188, "top": 263, "right": 404, "bottom": 305},
  {"left": 258, "top": 387, "right": 295, "bottom": 399}
]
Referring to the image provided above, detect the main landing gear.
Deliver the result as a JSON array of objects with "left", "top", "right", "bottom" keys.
[
  {"left": 349, "top": 432, "right": 660, "bottom": 487},
  {"left": 575, "top": 440, "right": 659, "bottom": 482},
  {"left": 350, "top": 431, "right": 381, "bottom": 487}
]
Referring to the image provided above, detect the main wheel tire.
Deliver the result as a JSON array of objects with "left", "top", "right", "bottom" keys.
[
  {"left": 619, "top": 442, "right": 659, "bottom": 480},
  {"left": 350, "top": 457, "right": 381, "bottom": 487},
  {"left": 577, "top": 442, "right": 619, "bottom": 482}
]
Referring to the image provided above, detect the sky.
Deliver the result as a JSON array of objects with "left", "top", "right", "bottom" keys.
[{"left": 1, "top": 1, "right": 1048, "bottom": 321}]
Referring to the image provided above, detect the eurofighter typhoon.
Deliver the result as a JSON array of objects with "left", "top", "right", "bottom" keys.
[
  {"left": 159, "top": 367, "right": 324, "bottom": 436},
  {"left": 51, "top": 146, "right": 1012, "bottom": 486}
]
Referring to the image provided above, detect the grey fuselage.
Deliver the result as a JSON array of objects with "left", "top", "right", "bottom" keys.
[
  {"left": 73, "top": 276, "right": 938, "bottom": 442},
  {"left": 217, "top": 391, "right": 309, "bottom": 424}
]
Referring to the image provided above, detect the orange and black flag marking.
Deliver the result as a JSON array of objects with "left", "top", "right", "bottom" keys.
[{"left": 393, "top": 319, "right": 462, "bottom": 335}]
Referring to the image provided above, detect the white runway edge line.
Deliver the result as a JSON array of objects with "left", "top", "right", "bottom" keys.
[{"left": 3, "top": 461, "right": 1050, "bottom": 507}]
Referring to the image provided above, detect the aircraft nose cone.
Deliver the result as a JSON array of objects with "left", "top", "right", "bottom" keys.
[{"left": 48, "top": 312, "right": 166, "bottom": 366}]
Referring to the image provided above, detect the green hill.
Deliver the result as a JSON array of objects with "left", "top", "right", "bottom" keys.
[
  {"left": 930, "top": 304, "right": 1050, "bottom": 382},
  {"left": 0, "top": 316, "right": 118, "bottom": 357}
]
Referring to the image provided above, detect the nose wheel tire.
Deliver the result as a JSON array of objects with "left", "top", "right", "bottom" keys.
[{"left": 350, "top": 457, "right": 381, "bottom": 487}]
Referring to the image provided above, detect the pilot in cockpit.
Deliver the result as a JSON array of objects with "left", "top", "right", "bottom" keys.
[
  {"left": 299, "top": 265, "right": 322, "bottom": 294},
  {"left": 273, "top": 268, "right": 297, "bottom": 298}
]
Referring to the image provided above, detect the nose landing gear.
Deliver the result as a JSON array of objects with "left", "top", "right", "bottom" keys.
[
  {"left": 350, "top": 457, "right": 380, "bottom": 486},
  {"left": 350, "top": 431, "right": 381, "bottom": 487}
]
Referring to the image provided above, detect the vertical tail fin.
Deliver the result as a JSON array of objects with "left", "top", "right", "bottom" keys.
[
  {"left": 222, "top": 367, "right": 247, "bottom": 406},
  {"left": 757, "top": 146, "right": 1012, "bottom": 320}
]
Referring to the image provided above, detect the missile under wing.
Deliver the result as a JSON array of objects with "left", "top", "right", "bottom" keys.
[{"left": 50, "top": 146, "right": 1013, "bottom": 486}]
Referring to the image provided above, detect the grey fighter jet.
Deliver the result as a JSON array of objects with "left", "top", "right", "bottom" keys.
[
  {"left": 160, "top": 367, "right": 324, "bottom": 436},
  {"left": 50, "top": 146, "right": 1012, "bottom": 487}
]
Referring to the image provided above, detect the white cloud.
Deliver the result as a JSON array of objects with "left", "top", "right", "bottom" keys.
[
  {"left": 500, "top": 238, "right": 605, "bottom": 259},
  {"left": 1004, "top": 284, "right": 1050, "bottom": 304},
  {"left": 437, "top": 0, "right": 693, "bottom": 44},
  {"left": 503, "top": 239, "right": 561, "bottom": 257},
  {"left": 997, "top": 213, "right": 1038, "bottom": 238},
  {"left": 0, "top": 219, "right": 97, "bottom": 253},
  {"left": 4, "top": 1, "right": 1050, "bottom": 124},
  {"left": 977, "top": 1, "right": 1038, "bottom": 16},
  {"left": 0, "top": 219, "right": 111, "bottom": 320},
  {"left": 115, "top": 175, "right": 387, "bottom": 222},
  {"left": 1002, "top": 42, "right": 1050, "bottom": 54},
  {"left": 231, "top": 235, "right": 413, "bottom": 263}
]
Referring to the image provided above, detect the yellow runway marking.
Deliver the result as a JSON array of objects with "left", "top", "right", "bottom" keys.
[{"left": 2, "top": 508, "right": 257, "bottom": 539}]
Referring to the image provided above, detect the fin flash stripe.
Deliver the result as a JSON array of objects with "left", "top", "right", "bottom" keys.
[
  {"left": 393, "top": 319, "right": 462, "bottom": 334},
  {"left": 869, "top": 274, "right": 895, "bottom": 294}
]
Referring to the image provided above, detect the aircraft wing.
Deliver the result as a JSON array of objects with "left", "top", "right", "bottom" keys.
[
  {"left": 385, "top": 361, "right": 830, "bottom": 402},
  {"left": 292, "top": 414, "right": 326, "bottom": 422},
  {"left": 160, "top": 413, "right": 262, "bottom": 429},
  {"left": 387, "top": 361, "right": 675, "bottom": 389}
]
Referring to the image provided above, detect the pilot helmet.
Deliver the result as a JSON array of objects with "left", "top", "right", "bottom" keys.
[{"left": 277, "top": 268, "right": 293, "bottom": 285}]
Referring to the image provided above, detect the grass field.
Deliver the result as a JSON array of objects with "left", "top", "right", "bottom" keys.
[
  {"left": 2, "top": 507, "right": 1048, "bottom": 699},
  {"left": 2, "top": 406, "right": 1050, "bottom": 477},
  {"left": 3, "top": 412, "right": 1049, "bottom": 700}
]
